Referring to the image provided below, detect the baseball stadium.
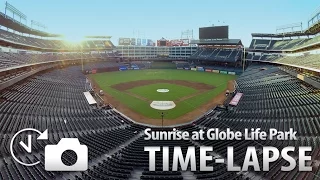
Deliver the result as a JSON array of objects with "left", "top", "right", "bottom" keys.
[{"left": 0, "top": 1, "right": 320, "bottom": 180}]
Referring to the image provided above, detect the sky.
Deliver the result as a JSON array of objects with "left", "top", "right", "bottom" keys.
[{"left": 1, "top": 0, "right": 319, "bottom": 46}]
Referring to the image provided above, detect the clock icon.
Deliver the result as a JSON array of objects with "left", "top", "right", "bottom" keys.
[{"left": 10, "top": 128, "right": 48, "bottom": 166}]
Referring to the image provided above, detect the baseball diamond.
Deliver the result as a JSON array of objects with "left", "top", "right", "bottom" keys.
[{"left": 89, "top": 69, "right": 236, "bottom": 126}]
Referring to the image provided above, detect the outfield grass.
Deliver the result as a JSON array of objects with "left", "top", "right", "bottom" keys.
[
  {"left": 91, "top": 69, "right": 236, "bottom": 119},
  {"left": 129, "top": 83, "right": 197, "bottom": 101}
]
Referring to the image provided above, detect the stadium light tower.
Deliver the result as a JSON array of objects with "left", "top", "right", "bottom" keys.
[
  {"left": 5, "top": 1, "right": 27, "bottom": 24},
  {"left": 181, "top": 29, "right": 193, "bottom": 39},
  {"left": 276, "top": 22, "right": 303, "bottom": 34},
  {"left": 31, "top": 20, "right": 47, "bottom": 31}
]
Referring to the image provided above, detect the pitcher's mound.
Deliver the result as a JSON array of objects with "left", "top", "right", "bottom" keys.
[{"left": 157, "top": 89, "right": 169, "bottom": 93}]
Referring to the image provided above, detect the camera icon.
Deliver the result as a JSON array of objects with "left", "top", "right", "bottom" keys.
[{"left": 45, "top": 138, "right": 88, "bottom": 171}]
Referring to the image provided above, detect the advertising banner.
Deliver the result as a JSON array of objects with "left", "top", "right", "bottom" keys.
[
  {"left": 197, "top": 66, "right": 204, "bottom": 71},
  {"left": 119, "top": 38, "right": 131, "bottom": 45},
  {"left": 142, "top": 39, "right": 147, "bottom": 46},
  {"left": 147, "top": 39, "right": 154, "bottom": 46},
  {"left": 205, "top": 69, "right": 212, "bottom": 72},
  {"left": 130, "top": 38, "right": 136, "bottom": 45},
  {"left": 119, "top": 66, "right": 128, "bottom": 71},
  {"left": 137, "top": 38, "right": 141, "bottom": 46},
  {"left": 182, "top": 39, "right": 189, "bottom": 46},
  {"left": 191, "top": 68, "right": 197, "bottom": 71},
  {"left": 170, "top": 39, "right": 183, "bottom": 46},
  {"left": 228, "top": 72, "right": 236, "bottom": 75},
  {"left": 184, "top": 67, "right": 190, "bottom": 70},
  {"left": 212, "top": 70, "right": 220, "bottom": 73},
  {"left": 220, "top": 70, "right": 228, "bottom": 74}
]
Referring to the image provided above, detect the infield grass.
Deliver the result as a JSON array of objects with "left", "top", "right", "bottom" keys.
[
  {"left": 129, "top": 83, "right": 197, "bottom": 101},
  {"left": 91, "top": 69, "right": 236, "bottom": 119}
]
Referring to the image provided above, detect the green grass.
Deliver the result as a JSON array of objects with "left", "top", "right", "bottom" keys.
[
  {"left": 129, "top": 83, "right": 197, "bottom": 101},
  {"left": 91, "top": 69, "right": 236, "bottom": 119}
]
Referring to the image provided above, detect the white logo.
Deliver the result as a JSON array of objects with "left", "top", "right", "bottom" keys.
[
  {"left": 10, "top": 128, "right": 48, "bottom": 166},
  {"left": 45, "top": 138, "right": 88, "bottom": 171},
  {"left": 11, "top": 128, "right": 88, "bottom": 172}
]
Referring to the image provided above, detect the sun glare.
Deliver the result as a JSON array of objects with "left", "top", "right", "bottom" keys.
[{"left": 63, "top": 35, "right": 84, "bottom": 44}]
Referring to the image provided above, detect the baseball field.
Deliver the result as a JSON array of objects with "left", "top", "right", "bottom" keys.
[{"left": 90, "top": 69, "right": 236, "bottom": 125}]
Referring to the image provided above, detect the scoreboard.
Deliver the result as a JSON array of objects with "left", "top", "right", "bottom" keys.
[
  {"left": 199, "top": 26, "right": 229, "bottom": 39},
  {"left": 170, "top": 39, "right": 189, "bottom": 46}
]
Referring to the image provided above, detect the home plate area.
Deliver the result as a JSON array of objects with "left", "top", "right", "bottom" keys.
[{"left": 150, "top": 101, "right": 176, "bottom": 110}]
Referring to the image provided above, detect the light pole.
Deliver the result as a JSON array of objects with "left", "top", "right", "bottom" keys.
[
  {"left": 161, "top": 112, "right": 165, "bottom": 128},
  {"left": 242, "top": 46, "right": 246, "bottom": 73}
]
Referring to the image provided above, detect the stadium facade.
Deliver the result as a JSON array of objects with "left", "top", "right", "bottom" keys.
[{"left": 116, "top": 45, "right": 198, "bottom": 59}]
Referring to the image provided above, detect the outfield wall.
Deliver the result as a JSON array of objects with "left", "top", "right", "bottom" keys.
[
  {"left": 82, "top": 61, "right": 240, "bottom": 76},
  {"left": 176, "top": 67, "right": 239, "bottom": 75}
]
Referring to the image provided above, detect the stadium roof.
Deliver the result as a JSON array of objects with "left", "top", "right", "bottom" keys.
[
  {"left": 190, "top": 39, "right": 242, "bottom": 45},
  {"left": 251, "top": 31, "right": 315, "bottom": 38},
  {"left": 0, "top": 12, "right": 61, "bottom": 37},
  {"left": 305, "top": 20, "right": 320, "bottom": 35},
  {"left": 85, "top": 36, "right": 112, "bottom": 39}
]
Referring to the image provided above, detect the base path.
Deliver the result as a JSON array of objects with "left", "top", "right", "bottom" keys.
[{"left": 89, "top": 77, "right": 235, "bottom": 126}]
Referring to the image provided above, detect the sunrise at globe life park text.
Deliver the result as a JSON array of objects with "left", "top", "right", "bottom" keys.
[{"left": 144, "top": 128, "right": 312, "bottom": 172}]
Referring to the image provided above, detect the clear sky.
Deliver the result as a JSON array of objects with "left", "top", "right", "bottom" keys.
[{"left": 1, "top": 0, "right": 319, "bottom": 46}]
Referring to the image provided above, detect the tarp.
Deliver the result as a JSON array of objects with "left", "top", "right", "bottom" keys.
[
  {"left": 83, "top": 92, "right": 97, "bottom": 105},
  {"left": 229, "top": 92, "right": 243, "bottom": 106}
]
